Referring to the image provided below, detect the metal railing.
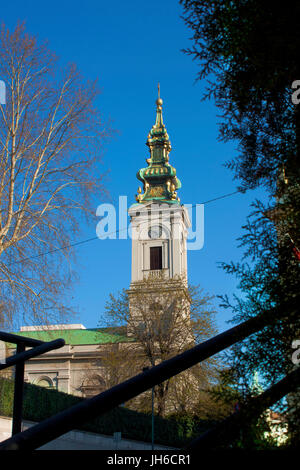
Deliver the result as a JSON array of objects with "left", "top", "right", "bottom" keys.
[
  {"left": 0, "top": 299, "right": 298, "bottom": 450},
  {"left": 0, "top": 331, "right": 65, "bottom": 435}
]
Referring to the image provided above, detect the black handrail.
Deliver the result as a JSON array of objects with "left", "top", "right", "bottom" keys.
[
  {"left": 0, "top": 338, "right": 65, "bottom": 371},
  {"left": 0, "top": 303, "right": 297, "bottom": 451},
  {"left": 0, "top": 331, "right": 65, "bottom": 435}
]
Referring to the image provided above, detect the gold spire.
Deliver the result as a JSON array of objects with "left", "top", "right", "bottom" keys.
[
  {"left": 156, "top": 82, "right": 163, "bottom": 109},
  {"left": 155, "top": 83, "right": 164, "bottom": 128},
  {"left": 135, "top": 85, "right": 182, "bottom": 204}
]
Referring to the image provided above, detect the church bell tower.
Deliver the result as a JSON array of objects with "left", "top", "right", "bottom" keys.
[{"left": 128, "top": 86, "right": 191, "bottom": 300}]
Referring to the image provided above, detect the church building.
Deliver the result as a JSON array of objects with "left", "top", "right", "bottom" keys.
[{"left": 9, "top": 89, "right": 193, "bottom": 401}]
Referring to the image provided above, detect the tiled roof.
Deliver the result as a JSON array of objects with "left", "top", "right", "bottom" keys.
[{"left": 10, "top": 326, "right": 131, "bottom": 346}]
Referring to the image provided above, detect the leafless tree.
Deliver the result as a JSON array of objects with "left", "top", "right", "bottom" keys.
[
  {"left": 0, "top": 23, "right": 109, "bottom": 328},
  {"left": 102, "top": 277, "right": 219, "bottom": 417}
]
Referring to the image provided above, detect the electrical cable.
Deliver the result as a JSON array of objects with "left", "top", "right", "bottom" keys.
[{"left": 7, "top": 189, "right": 246, "bottom": 266}]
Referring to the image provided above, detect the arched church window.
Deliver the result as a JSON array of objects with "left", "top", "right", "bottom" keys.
[
  {"left": 81, "top": 374, "right": 106, "bottom": 398},
  {"left": 35, "top": 376, "right": 53, "bottom": 389}
]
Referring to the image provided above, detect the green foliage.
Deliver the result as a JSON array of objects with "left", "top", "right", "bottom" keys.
[
  {"left": 209, "top": 369, "right": 281, "bottom": 449},
  {"left": 0, "top": 377, "right": 211, "bottom": 447},
  {"left": 0, "top": 377, "right": 14, "bottom": 417},
  {"left": 233, "top": 416, "right": 277, "bottom": 450},
  {"left": 181, "top": 0, "right": 300, "bottom": 192},
  {"left": 181, "top": 0, "right": 300, "bottom": 446},
  {"left": 167, "top": 413, "right": 214, "bottom": 441}
]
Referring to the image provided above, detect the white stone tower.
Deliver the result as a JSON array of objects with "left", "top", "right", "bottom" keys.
[
  {"left": 128, "top": 87, "right": 191, "bottom": 333},
  {"left": 128, "top": 202, "right": 190, "bottom": 284}
]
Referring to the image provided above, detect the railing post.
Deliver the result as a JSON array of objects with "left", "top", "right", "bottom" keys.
[
  {"left": 151, "top": 383, "right": 154, "bottom": 451},
  {"left": 12, "top": 342, "right": 25, "bottom": 435}
]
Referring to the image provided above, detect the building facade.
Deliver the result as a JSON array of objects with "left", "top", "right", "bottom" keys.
[{"left": 8, "top": 324, "right": 130, "bottom": 397}]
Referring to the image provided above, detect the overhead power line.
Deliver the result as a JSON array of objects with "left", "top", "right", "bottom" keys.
[{"left": 8, "top": 189, "right": 246, "bottom": 266}]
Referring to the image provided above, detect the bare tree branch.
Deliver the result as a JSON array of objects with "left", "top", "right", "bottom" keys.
[{"left": 0, "top": 23, "right": 110, "bottom": 328}]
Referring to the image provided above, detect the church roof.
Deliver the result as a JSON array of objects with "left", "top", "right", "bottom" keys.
[{"left": 10, "top": 326, "right": 131, "bottom": 346}]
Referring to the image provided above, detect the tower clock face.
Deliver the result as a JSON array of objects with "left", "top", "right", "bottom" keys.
[{"left": 148, "top": 226, "right": 162, "bottom": 239}]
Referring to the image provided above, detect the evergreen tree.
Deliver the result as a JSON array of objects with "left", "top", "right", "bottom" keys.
[{"left": 181, "top": 0, "right": 300, "bottom": 446}]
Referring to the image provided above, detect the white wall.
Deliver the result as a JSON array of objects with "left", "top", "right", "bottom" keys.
[{"left": 0, "top": 416, "right": 175, "bottom": 450}]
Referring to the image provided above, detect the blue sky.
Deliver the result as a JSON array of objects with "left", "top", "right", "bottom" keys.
[{"left": 3, "top": 0, "right": 266, "bottom": 332}]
